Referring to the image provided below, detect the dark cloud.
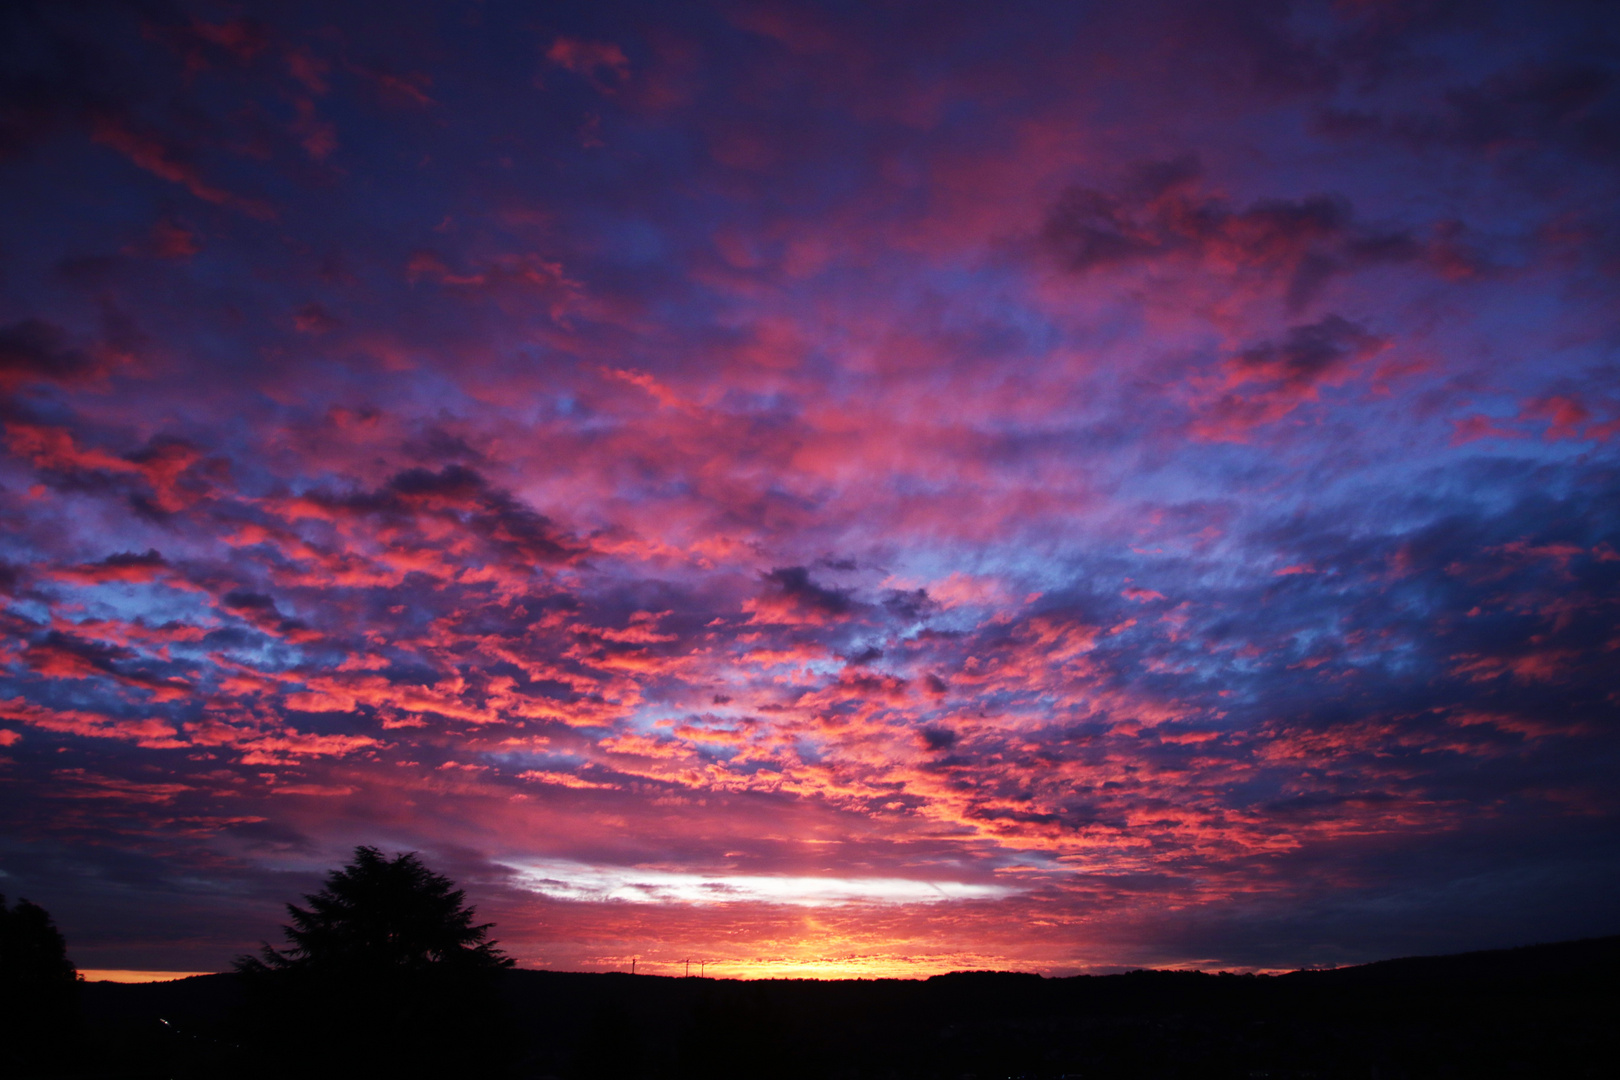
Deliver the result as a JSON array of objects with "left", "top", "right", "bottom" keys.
[
  {"left": 307, "top": 465, "right": 585, "bottom": 567},
  {"left": 23, "top": 629, "right": 134, "bottom": 675},
  {"left": 757, "top": 566, "right": 855, "bottom": 620},
  {"left": 292, "top": 302, "right": 340, "bottom": 334},
  {"left": 0, "top": 319, "right": 93, "bottom": 388},
  {"left": 1230, "top": 315, "right": 1385, "bottom": 391},
  {"left": 881, "top": 588, "right": 933, "bottom": 622},
  {"left": 55, "top": 549, "right": 168, "bottom": 585},
  {"left": 1443, "top": 64, "right": 1616, "bottom": 153},
  {"left": 1043, "top": 162, "right": 1467, "bottom": 308},
  {"left": 0, "top": 2, "right": 141, "bottom": 161},
  {"left": 1383, "top": 62, "right": 1620, "bottom": 166}
]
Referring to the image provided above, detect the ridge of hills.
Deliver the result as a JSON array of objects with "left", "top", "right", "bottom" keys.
[{"left": 70, "top": 934, "right": 1620, "bottom": 1078}]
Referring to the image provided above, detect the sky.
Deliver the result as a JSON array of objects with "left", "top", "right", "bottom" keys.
[{"left": 1, "top": 0, "right": 1618, "bottom": 981}]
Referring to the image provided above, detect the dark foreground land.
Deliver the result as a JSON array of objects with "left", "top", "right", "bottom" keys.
[{"left": 51, "top": 936, "right": 1620, "bottom": 1079}]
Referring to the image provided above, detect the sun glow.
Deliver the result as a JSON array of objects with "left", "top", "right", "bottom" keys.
[{"left": 591, "top": 953, "right": 1025, "bottom": 980}]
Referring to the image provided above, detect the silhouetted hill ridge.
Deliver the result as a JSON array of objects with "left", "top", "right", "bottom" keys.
[
  {"left": 79, "top": 932, "right": 1620, "bottom": 1015},
  {"left": 69, "top": 936, "right": 1618, "bottom": 1079},
  {"left": 1280, "top": 933, "right": 1620, "bottom": 991}
]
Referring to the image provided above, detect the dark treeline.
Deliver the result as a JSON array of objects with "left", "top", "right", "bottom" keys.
[{"left": 54, "top": 934, "right": 1620, "bottom": 1080}]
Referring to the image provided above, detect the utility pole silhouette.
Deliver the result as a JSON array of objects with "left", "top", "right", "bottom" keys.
[
  {"left": 700, "top": 960, "right": 706, "bottom": 977},
  {"left": 631, "top": 957, "right": 636, "bottom": 975},
  {"left": 683, "top": 958, "right": 690, "bottom": 977}
]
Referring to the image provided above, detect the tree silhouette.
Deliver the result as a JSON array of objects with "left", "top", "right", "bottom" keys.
[
  {"left": 0, "top": 895, "right": 81, "bottom": 1076},
  {"left": 238, "top": 845, "right": 511, "bottom": 979},
  {"left": 234, "top": 846, "right": 516, "bottom": 1079}
]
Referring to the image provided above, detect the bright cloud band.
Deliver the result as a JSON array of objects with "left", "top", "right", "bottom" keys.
[{"left": 502, "top": 862, "right": 1017, "bottom": 907}]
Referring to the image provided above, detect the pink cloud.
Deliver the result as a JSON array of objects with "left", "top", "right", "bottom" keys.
[{"left": 90, "top": 116, "right": 274, "bottom": 218}]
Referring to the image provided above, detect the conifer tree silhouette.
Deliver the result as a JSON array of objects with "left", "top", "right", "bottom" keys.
[
  {"left": 235, "top": 846, "right": 515, "bottom": 1079},
  {"left": 0, "top": 895, "right": 81, "bottom": 1076},
  {"left": 237, "top": 845, "right": 510, "bottom": 979}
]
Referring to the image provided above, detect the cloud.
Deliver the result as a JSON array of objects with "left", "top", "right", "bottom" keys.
[
  {"left": 747, "top": 566, "right": 858, "bottom": 625},
  {"left": 1385, "top": 61, "right": 1620, "bottom": 165},
  {"left": 502, "top": 860, "right": 1015, "bottom": 906},
  {"left": 286, "top": 464, "right": 587, "bottom": 571},
  {"left": 1040, "top": 155, "right": 1494, "bottom": 313},
  {"left": 0, "top": 699, "right": 185, "bottom": 749},
  {"left": 52, "top": 549, "right": 170, "bottom": 585},
  {"left": 0, "top": 319, "right": 96, "bottom": 390},
  {"left": 1191, "top": 315, "right": 1389, "bottom": 440},
  {"left": 545, "top": 38, "right": 631, "bottom": 88},
  {"left": 90, "top": 115, "right": 274, "bottom": 218}
]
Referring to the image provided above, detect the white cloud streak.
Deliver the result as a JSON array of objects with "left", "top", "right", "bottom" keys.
[{"left": 502, "top": 860, "right": 1016, "bottom": 906}]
